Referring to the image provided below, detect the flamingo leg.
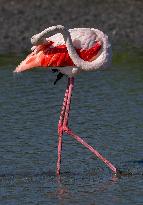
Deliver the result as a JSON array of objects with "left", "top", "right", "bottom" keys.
[
  {"left": 63, "top": 77, "right": 74, "bottom": 128},
  {"left": 64, "top": 129, "right": 117, "bottom": 174},
  {"left": 57, "top": 77, "right": 117, "bottom": 175},
  {"left": 56, "top": 79, "right": 70, "bottom": 175}
]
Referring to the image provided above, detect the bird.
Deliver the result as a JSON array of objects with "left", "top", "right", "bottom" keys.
[{"left": 14, "top": 25, "right": 118, "bottom": 176}]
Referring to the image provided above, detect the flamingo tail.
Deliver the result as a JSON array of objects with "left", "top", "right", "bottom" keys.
[{"left": 14, "top": 51, "right": 44, "bottom": 73}]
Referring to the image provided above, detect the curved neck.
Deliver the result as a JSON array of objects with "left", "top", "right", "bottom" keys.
[
  {"left": 66, "top": 29, "right": 111, "bottom": 71},
  {"left": 31, "top": 25, "right": 111, "bottom": 71}
]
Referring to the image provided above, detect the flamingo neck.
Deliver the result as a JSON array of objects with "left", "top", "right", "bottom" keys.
[{"left": 63, "top": 29, "right": 111, "bottom": 71}]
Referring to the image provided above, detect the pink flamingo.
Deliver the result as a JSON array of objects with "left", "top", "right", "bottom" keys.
[{"left": 14, "top": 25, "right": 118, "bottom": 176}]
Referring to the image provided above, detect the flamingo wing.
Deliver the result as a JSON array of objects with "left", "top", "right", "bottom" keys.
[{"left": 14, "top": 29, "right": 101, "bottom": 73}]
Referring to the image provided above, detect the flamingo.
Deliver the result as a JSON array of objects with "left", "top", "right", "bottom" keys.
[{"left": 14, "top": 25, "right": 119, "bottom": 176}]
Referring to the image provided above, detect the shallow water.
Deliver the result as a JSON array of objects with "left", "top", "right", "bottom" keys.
[{"left": 0, "top": 51, "right": 143, "bottom": 205}]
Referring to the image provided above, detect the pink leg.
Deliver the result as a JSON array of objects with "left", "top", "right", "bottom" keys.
[
  {"left": 56, "top": 79, "right": 70, "bottom": 175},
  {"left": 64, "top": 128, "right": 117, "bottom": 173},
  {"left": 63, "top": 77, "right": 74, "bottom": 128},
  {"left": 61, "top": 77, "right": 117, "bottom": 174},
  {"left": 56, "top": 77, "right": 117, "bottom": 175}
]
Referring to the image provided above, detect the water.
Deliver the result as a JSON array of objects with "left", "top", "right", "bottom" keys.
[{"left": 0, "top": 51, "right": 143, "bottom": 205}]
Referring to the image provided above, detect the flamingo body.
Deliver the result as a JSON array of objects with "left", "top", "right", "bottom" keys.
[{"left": 15, "top": 28, "right": 104, "bottom": 75}]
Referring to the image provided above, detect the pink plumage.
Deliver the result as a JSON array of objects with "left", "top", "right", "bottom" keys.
[{"left": 15, "top": 28, "right": 103, "bottom": 73}]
